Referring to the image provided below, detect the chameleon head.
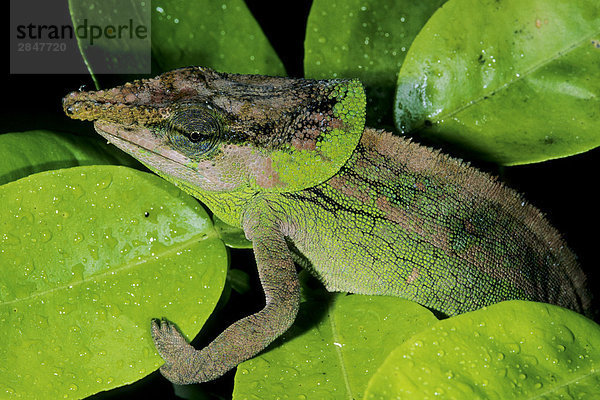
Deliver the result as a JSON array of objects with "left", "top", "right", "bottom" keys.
[{"left": 63, "top": 67, "right": 366, "bottom": 194}]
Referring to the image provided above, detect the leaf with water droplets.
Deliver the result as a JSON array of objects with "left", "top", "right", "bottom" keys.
[
  {"left": 67, "top": 0, "right": 151, "bottom": 76},
  {"left": 151, "top": 0, "right": 285, "bottom": 75},
  {"left": 232, "top": 294, "right": 437, "bottom": 399},
  {"left": 0, "top": 166, "right": 227, "bottom": 399},
  {"left": 305, "top": 0, "right": 446, "bottom": 127},
  {"left": 395, "top": 0, "right": 600, "bottom": 165},
  {"left": 364, "top": 300, "right": 600, "bottom": 399}
]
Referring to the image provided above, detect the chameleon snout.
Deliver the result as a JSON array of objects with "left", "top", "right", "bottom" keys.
[{"left": 63, "top": 90, "right": 166, "bottom": 125}]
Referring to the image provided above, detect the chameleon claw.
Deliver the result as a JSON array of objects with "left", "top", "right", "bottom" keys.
[
  {"left": 150, "top": 318, "right": 205, "bottom": 384},
  {"left": 151, "top": 318, "right": 187, "bottom": 358}
]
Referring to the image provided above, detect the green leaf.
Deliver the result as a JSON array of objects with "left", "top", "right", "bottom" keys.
[
  {"left": 213, "top": 215, "right": 252, "bottom": 249},
  {"left": 233, "top": 294, "right": 437, "bottom": 399},
  {"left": 395, "top": 0, "right": 600, "bottom": 165},
  {"left": 227, "top": 269, "right": 251, "bottom": 295},
  {"left": 365, "top": 301, "right": 600, "bottom": 399},
  {"left": 0, "top": 130, "right": 142, "bottom": 185},
  {"left": 151, "top": 0, "right": 285, "bottom": 75},
  {"left": 0, "top": 166, "right": 227, "bottom": 399},
  {"left": 305, "top": 0, "right": 446, "bottom": 127},
  {"left": 67, "top": 0, "right": 151, "bottom": 80}
]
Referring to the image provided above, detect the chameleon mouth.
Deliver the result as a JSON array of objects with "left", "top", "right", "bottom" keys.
[
  {"left": 94, "top": 121, "right": 189, "bottom": 164},
  {"left": 94, "top": 121, "right": 213, "bottom": 188}
]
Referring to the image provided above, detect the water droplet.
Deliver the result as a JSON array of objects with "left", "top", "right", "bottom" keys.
[
  {"left": 556, "top": 325, "right": 575, "bottom": 343},
  {"left": 68, "top": 183, "right": 85, "bottom": 198},
  {"left": 1, "top": 232, "right": 20, "bottom": 245},
  {"left": 23, "top": 263, "right": 36, "bottom": 276},
  {"left": 88, "top": 245, "right": 99, "bottom": 260},
  {"left": 104, "top": 233, "right": 118, "bottom": 248},
  {"left": 506, "top": 343, "right": 521, "bottom": 354},
  {"left": 73, "top": 232, "right": 84, "bottom": 243},
  {"left": 3, "top": 386, "right": 15, "bottom": 395},
  {"left": 69, "top": 263, "right": 84, "bottom": 283},
  {"left": 40, "top": 230, "right": 53, "bottom": 243}
]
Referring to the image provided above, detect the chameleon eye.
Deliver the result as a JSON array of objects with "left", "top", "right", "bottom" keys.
[{"left": 167, "top": 106, "right": 222, "bottom": 156}]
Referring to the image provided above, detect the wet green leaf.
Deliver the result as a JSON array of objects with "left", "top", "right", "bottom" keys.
[
  {"left": 151, "top": 0, "right": 285, "bottom": 75},
  {"left": 395, "top": 0, "right": 600, "bottom": 165},
  {"left": 213, "top": 215, "right": 252, "bottom": 249},
  {"left": 0, "top": 130, "right": 141, "bottom": 185},
  {"left": 365, "top": 301, "right": 600, "bottom": 399},
  {"left": 0, "top": 166, "right": 227, "bottom": 399},
  {"left": 233, "top": 294, "right": 437, "bottom": 399},
  {"left": 305, "top": 0, "right": 446, "bottom": 127},
  {"left": 227, "top": 269, "right": 251, "bottom": 295},
  {"left": 67, "top": 0, "right": 151, "bottom": 80}
]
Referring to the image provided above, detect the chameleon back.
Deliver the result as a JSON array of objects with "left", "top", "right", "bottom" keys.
[{"left": 279, "top": 128, "right": 590, "bottom": 316}]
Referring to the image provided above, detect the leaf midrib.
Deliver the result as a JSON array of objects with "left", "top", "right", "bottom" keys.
[
  {"left": 0, "top": 232, "right": 212, "bottom": 307},
  {"left": 432, "top": 30, "right": 600, "bottom": 125},
  {"left": 329, "top": 298, "right": 355, "bottom": 400},
  {"left": 528, "top": 368, "right": 600, "bottom": 399}
]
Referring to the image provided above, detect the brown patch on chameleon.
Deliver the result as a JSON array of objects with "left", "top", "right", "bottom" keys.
[{"left": 406, "top": 267, "right": 421, "bottom": 284}]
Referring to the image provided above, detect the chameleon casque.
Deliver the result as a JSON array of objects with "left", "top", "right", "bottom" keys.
[{"left": 63, "top": 67, "right": 591, "bottom": 384}]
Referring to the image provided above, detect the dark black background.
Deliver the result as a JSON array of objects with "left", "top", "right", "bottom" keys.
[{"left": 5, "top": 0, "right": 598, "bottom": 398}]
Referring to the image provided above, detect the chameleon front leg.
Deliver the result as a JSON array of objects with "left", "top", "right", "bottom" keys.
[{"left": 151, "top": 223, "right": 300, "bottom": 384}]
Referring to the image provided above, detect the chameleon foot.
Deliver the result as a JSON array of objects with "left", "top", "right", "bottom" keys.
[{"left": 151, "top": 318, "right": 204, "bottom": 384}]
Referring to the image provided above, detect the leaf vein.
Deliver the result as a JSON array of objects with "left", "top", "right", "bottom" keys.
[
  {"left": 529, "top": 368, "right": 600, "bottom": 399},
  {"left": 435, "top": 30, "right": 600, "bottom": 123},
  {"left": 0, "top": 234, "right": 209, "bottom": 307},
  {"left": 329, "top": 297, "right": 354, "bottom": 400}
]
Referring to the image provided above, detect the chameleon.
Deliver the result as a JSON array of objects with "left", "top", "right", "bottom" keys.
[{"left": 62, "top": 66, "right": 591, "bottom": 384}]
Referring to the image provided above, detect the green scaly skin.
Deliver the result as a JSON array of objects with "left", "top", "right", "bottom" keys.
[{"left": 63, "top": 67, "right": 590, "bottom": 384}]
